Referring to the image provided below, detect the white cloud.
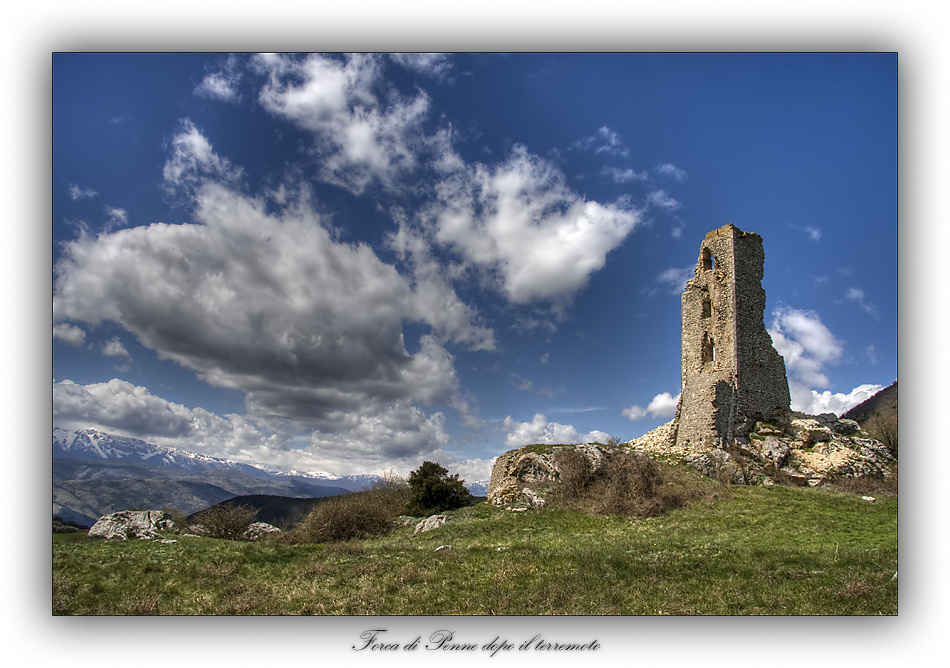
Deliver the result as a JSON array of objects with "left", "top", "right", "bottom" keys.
[
  {"left": 788, "top": 224, "right": 822, "bottom": 241},
  {"left": 791, "top": 383, "right": 884, "bottom": 417},
  {"left": 647, "top": 189, "right": 681, "bottom": 211},
  {"left": 623, "top": 391, "right": 680, "bottom": 421},
  {"left": 646, "top": 391, "right": 679, "bottom": 418},
  {"left": 195, "top": 55, "right": 242, "bottom": 102},
  {"left": 574, "top": 126, "right": 628, "bottom": 157},
  {"left": 655, "top": 163, "right": 687, "bottom": 181},
  {"left": 52, "top": 378, "right": 299, "bottom": 463},
  {"left": 68, "top": 184, "right": 98, "bottom": 200},
  {"left": 766, "top": 306, "right": 882, "bottom": 415},
  {"left": 603, "top": 167, "right": 649, "bottom": 183},
  {"left": 503, "top": 413, "right": 612, "bottom": 447},
  {"left": 307, "top": 403, "right": 450, "bottom": 474},
  {"left": 53, "top": 126, "right": 493, "bottom": 451},
  {"left": 621, "top": 405, "right": 647, "bottom": 421},
  {"left": 53, "top": 323, "right": 86, "bottom": 347},
  {"left": 845, "top": 287, "right": 880, "bottom": 319},
  {"left": 162, "top": 119, "right": 243, "bottom": 195},
  {"left": 104, "top": 206, "right": 128, "bottom": 229},
  {"left": 768, "top": 306, "right": 843, "bottom": 390},
  {"left": 254, "top": 53, "right": 431, "bottom": 195},
  {"left": 101, "top": 337, "right": 131, "bottom": 362},
  {"left": 389, "top": 53, "right": 453, "bottom": 81},
  {"left": 420, "top": 145, "right": 641, "bottom": 305},
  {"left": 54, "top": 378, "right": 203, "bottom": 438},
  {"left": 652, "top": 266, "right": 694, "bottom": 295}
]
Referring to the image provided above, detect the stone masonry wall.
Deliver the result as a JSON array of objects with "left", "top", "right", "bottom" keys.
[{"left": 675, "top": 224, "right": 790, "bottom": 451}]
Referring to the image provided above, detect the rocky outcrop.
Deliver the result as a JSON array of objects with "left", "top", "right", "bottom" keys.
[
  {"left": 88, "top": 510, "right": 177, "bottom": 540},
  {"left": 487, "top": 410, "right": 894, "bottom": 505},
  {"left": 487, "top": 443, "right": 613, "bottom": 510},
  {"left": 632, "top": 410, "right": 894, "bottom": 488}
]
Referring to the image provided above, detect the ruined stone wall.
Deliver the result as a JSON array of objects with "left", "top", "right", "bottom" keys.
[
  {"left": 732, "top": 231, "right": 791, "bottom": 425},
  {"left": 674, "top": 224, "right": 790, "bottom": 451}
]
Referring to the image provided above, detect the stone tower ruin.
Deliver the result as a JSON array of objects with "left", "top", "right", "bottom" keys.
[{"left": 674, "top": 224, "right": 790, "bottom": 451}]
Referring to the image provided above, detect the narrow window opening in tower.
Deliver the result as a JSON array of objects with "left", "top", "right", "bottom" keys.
[
  {"left": 702, "top": 333, "right": 715, "bottom": 365},
  {"left": 701, "top": 295, "right": 711, "bottom": 318},
  {"left": 701, "top": 248, "right": 712, "bottom": 272}
]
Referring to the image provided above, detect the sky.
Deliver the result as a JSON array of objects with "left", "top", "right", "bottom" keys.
[{"left": 51, "top": 53, "right": 897, "bottom": 482}]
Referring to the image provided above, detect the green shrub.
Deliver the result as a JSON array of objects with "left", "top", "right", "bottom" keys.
[
  {"left": 550, "top": 448, "right": 685, "bottom": 517},
  {"left": 406, "top": 461, "right": 474, "bottom": 516},
  {"left": 192, "top": 503, "right": 258, "bottom": 540},
  {"left": 161, "top": 507, "right": 190, "bottom": 534},
  {"left": 865, "top": 411, "right": 898, "bottom": 457},
  {"left": 283, "top": 474, "right": 410, "bottom": 544}
]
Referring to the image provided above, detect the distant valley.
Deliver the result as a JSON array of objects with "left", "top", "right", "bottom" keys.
[{"left": 52, "top": 428, "right": 487, "bottom": 526}]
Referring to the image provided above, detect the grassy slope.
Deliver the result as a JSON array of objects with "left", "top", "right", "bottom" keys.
[{"left": 52, "top": 484, "right": 897, "bottom": 615}]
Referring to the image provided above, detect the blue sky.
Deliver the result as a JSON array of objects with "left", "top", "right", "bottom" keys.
[{"left": 52, "top": 53, "right": 897, "bottom": 481}]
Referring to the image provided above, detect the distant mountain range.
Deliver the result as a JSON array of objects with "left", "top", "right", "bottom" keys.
[
  {"left": 53, "top": 428, "right": 371, "bottom": 526},
  {"left": 52, "top": 428, "right": 488, "bottom": 527}
]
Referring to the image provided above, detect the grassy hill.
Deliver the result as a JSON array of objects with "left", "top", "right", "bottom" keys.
[
  {"left": 843, "top": 381, "right": 898, "bottom": 456},
  {"left": 52, "top": 480, "right": 897, "bottom": 615}
]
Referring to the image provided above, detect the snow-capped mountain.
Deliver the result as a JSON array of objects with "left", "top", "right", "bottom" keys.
[
  {"left": 52, "top": 428, "right": 489, "bottom": 495},
  {"left": 52, "top": 428, "right": 372, "bottom": 489}
]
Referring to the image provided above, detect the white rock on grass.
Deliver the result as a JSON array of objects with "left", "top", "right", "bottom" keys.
[
  {"left": 88, "top": 510, "right": 176, "bottom": 540},
  {"left": 414, "top": 515, "right": 449, "bottom": 534}
]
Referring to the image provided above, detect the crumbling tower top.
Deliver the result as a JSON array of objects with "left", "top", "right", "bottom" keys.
[{"left": 674, "top": 224, "right": 790, "bottom": 450}]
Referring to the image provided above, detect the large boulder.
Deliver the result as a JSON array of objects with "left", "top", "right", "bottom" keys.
[
  {"left": 88, "top": 510, "right": 176, "bottom": 540},
  {"left": 488, "top": 444, "right": 608, "bottom": 510}
]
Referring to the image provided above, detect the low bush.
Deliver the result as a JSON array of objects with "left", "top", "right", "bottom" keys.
[
  {"left": 161, "top": 507, "right": 190, "bottom": 534},
  {"left": 192, "top": 504, "right": 258, "bottom": 540},
  {"left": 549, "top": 448, "right": 686, "bottom": 517},
  {"left": 283, "top": 474, "right": 410, "bottom": 544}
]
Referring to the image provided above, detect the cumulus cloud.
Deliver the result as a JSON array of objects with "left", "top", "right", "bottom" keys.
[
  {"left": 768, "top": 306, "right": 843, "bottom": 390},
  {"left": 53, "top": 126, "right": 494, "bottom": 462},
  {"left": 195, "top": 54, "right": 242, "bottom": 102},
  {"left": 308, "top": 403, "right": 450, "bottom": 474},
  {"left": 503, "top": 413, "right": 612, "bottom": 447},
  {"left": 54, "top": 378, "right": 200, "bottom": 438},
  {"left": 767, "top": 306, "right": 877, "bottom": 415},
  {"left": 100, "top": 337, "right": 131, "bottom": 362},
  {"left": 792, "top": 383, "right": 884, "bottom": 417},
  {"left": 162, "top": 119, "right": 243, "bottom": 195},
  {"left": 52, "top": 378, "right": 299, "bottom": 463},
  {"left": 623, "top": 391, "right": 680, "bottom": 421},
  {"left": 621, "top": 405, "right": 647, "bottom": 421},
  {"left": 419, "top": 145, "right": 641, "bottom": 305},
  {"left": 104, "top": 206, "right": 128, "bottom": 230},
  {"left": 254, "top": 53, "right": 431, "bottom": 195},
  {"left": 53, "top": 323, "right": 86, "bottom": 347}
]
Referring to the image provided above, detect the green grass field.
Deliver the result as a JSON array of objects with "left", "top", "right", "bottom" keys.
[{"left": 52, "top": 484, "right": 897, "bottom": 615}]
